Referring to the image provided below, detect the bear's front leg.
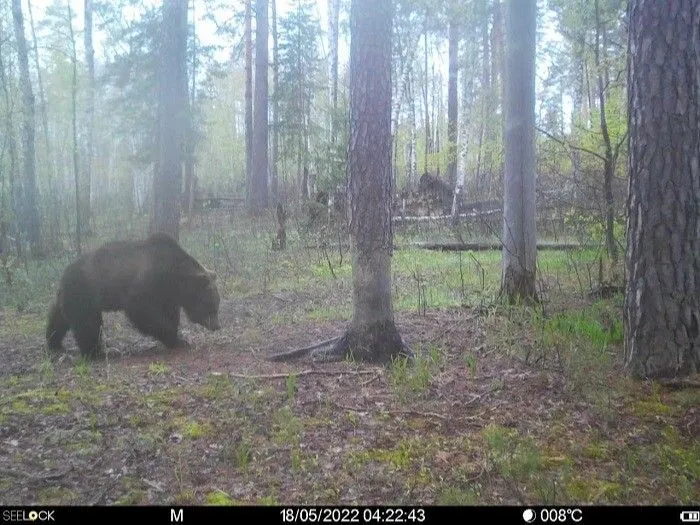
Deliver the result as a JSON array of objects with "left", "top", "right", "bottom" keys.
[{"left": 125, "top": 298, "right": 188, "bottom": 349}]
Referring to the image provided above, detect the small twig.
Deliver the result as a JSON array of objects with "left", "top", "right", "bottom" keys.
[
  {"left": 0, "top": 466, "right": 71, "bottom": 483},
  {"left": 141, "top": 478, "right": 165, "bottom": 492},
  {"left": 360, "top": 373, "right": 382, "bottom": 387}
]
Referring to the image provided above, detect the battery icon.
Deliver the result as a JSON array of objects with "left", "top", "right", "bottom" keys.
[{"left": 681, "top": 511, "right": 700, "bottom": 523}]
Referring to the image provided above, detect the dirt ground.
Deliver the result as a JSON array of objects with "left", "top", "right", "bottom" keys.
[{"left": 0, "top": 292, "right": 698, "bottom": 505}]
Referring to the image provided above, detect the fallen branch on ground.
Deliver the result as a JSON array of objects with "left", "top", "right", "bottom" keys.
[{"left": 229, "top": 369, "right": 377, "bottom": 380}]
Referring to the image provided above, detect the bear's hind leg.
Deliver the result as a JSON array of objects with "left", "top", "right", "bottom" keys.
[{"left": 70, "top": 311, "right": 104, "bottom": 359}]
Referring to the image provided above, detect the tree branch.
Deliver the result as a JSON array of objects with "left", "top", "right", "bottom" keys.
[{"left": 536, "top": 126, "right": 607, "bottom": 162}]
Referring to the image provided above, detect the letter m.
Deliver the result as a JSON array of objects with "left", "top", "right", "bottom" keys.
[{"left": 171, "top": 509, "right": 184, "bottom": 523}]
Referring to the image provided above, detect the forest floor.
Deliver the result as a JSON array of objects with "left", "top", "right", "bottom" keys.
[
  {"left": 0, "top": 219, "right": 698, "bottom": 506},
  {"left": 0, "top": 292, "right": 698, "bottom": 506}
]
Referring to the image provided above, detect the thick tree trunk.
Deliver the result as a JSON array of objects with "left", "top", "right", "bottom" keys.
[
  {"left": 624, "top": 0, "right": 700, "bottom": 379},
  {"left": 332, "top": 0, "right": 407, "bottom": 363},
  {"left": 244, "top": 0, "right": 253, "bottom": 211},
  {"left": 153, "top": 0, "right": 188, "bottom": 240},
  {"left": 11, "top": 0, "right": 41, "bottom": 255},
  {"left": 251, "top": 0, "right": 269, "bottom": 214},
  {"left": 501, "top": 0, "right": 537, "bottom": 303}
]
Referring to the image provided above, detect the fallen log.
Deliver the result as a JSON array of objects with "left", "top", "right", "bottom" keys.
[
  {"left": 410, "top": 242, "right": 595, "bottom": 252},
  {"left": 392, "top": 209, "right": 502, "bottom": 223}
]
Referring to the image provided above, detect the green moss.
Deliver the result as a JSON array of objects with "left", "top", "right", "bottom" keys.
[{"left": 205, "top": 490, "right": 234, "bottom": 505}]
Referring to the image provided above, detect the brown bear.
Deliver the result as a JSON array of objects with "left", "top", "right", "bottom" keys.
[{"left": 46, "top": 233, "right": 221, "bottom": 358}]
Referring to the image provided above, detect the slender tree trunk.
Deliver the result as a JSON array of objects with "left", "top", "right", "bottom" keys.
[
  {"left": 434, "top": 66, "right": 441, "bottom": 178},
  {"left": 67, "top": 2, "right": 81, "bottom": 254},
  {"left": 27, "top": 0, "right": 59, "bottom": 242},
  {"left": 11, "top": 0, "right": 41, "bottom": 255},
  {"left": 447, "top": 19, "right": 459, "bottom": 189},
  {"left": 84, "top": 0, "right": 94, "bottom": 236},
  {"left": 0, "top": 36, "right": 20, "bottom": 250},
  {"left": 184, "top": 0, "right": 197, "bottom": 219},
  {"left": 422, "top": 24, "right": 431, "bottom": 175},
  {"left": 244, "top": 0, "right": 253, "bottom": 211},
  {"left": 328, "top": 0, "right": 339, "bottom": 146},
  {"left": 595, "top": 0, "right": 618, "bottom": 263},
  {"left": 402, "top": 68, "right": 416, "bottom": 192},
  {"left": 501, "top": 0, "right": 537, "bottom": 303},
  {"left": 153, "top": 0, "right": 188, "bottom": 239},
  {"left": 271, "top": 0, "right": 279, "bottom": 201},
  {"left": 624, "top": 0, "right": 700, "bottom": 379},
  {"left": 251, "top": 0, "right": 269, "bottom": 214}
]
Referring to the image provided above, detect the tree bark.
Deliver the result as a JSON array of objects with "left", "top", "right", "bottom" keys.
[
  {"left": 184, "top": 0, "right": 196, "bottom": 220},
  {"left": 594, "top": 0, "right": 618, "bottom": 264},
  {"left": 270, "top": 0, "right": 279, "bottom": 201},
  {"left": 0, "top": 34, "right": 20, "bottom": 252},
  {"left": 447, "top": 19, "right": 459, "bottom": 189},
  {"left": 27, "top": 0, "right": 59, "bottom": 243},
  {"left": 501, "top": 0, "right": 537, "bottom": 303},
  {"left": 328, "top": 0, "right": 339, "bottom": 146},
  {"left": 11, "top": 0, "right": 41, "bottom": 255},
  {"left": 422, "top": 22, "right": 431, "bottom": 175},
  {"left": 68, "top": 2, "right": 81, "bottom": 254},
  {"left": 84, "top": 0, "right": 94, "bottom": 236},
  {"left": 321, "top": 0, "right": 409, "bottom": 364},
  {"left": 244, "top": 0, "right": 253, "bottom": 211},
  {"left": 153, "top": 0, "right": 188, "bottom": 240},
  {"left": 251, "top": 0, "right": 269, "bottom": 215},
  {"left": 624, "top": 0, "right": 700, "bottom": 379}
]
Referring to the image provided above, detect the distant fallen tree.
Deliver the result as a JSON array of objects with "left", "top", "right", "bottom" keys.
[
  {"left": 392, "top": 208, "right": 502, "bottom": 223},
  {"left": 410, "top": 242, "right": 596, "bottom": 252}
]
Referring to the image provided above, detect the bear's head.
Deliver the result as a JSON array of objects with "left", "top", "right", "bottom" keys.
[{"left": 181, "top": 269, "right": 221, "bottom": 331}]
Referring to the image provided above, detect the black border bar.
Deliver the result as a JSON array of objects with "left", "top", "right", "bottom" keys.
[{"left": 0, "top": 505, "right": 696, "bottom": 524}]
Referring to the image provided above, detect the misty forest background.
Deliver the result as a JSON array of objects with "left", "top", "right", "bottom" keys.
[{"left": 0, "top": 0, "right": 626, "bottom": 264}]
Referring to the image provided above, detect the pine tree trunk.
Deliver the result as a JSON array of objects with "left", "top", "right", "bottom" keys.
[
  {"left": 328, "top": 0, "right": 339, "bottom": 146},
  {"left": 84, "top": 0, "right": 94, "bottom": 236},
  {"left": 28, "top": 0, "right": 59, "bottom": 243},
  {"left": 251, "top": 0, "right": 269, "bottom": 214},
  {"left": 0, "top": 46, "right": 20, "bottom": 250},
  {"left": 184, "top": 0, "right": 196, "bottom": 220},
  {"left": 501, "top": 0, "right": 537, "bottom": 303},
  {"left": 153, "top": 0, "right": 188, "bottom": 240},
  {"left": 244, "top": 0, "right": 253, "bottom": 211},
  {"left": 68, "top": 2, "right": 81, "bottom": 254},
  {"left": 11, "top": 0, "right": 41, "bottom": 255},
  {"left": 271, "top": 0, "right": 279, "bottom": 201},
  {"left": 342, "top": 0, "right": 406, "bottom": 363},
  {"left": 624, "top": 0, "right": 700, "bottom": 379}
]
